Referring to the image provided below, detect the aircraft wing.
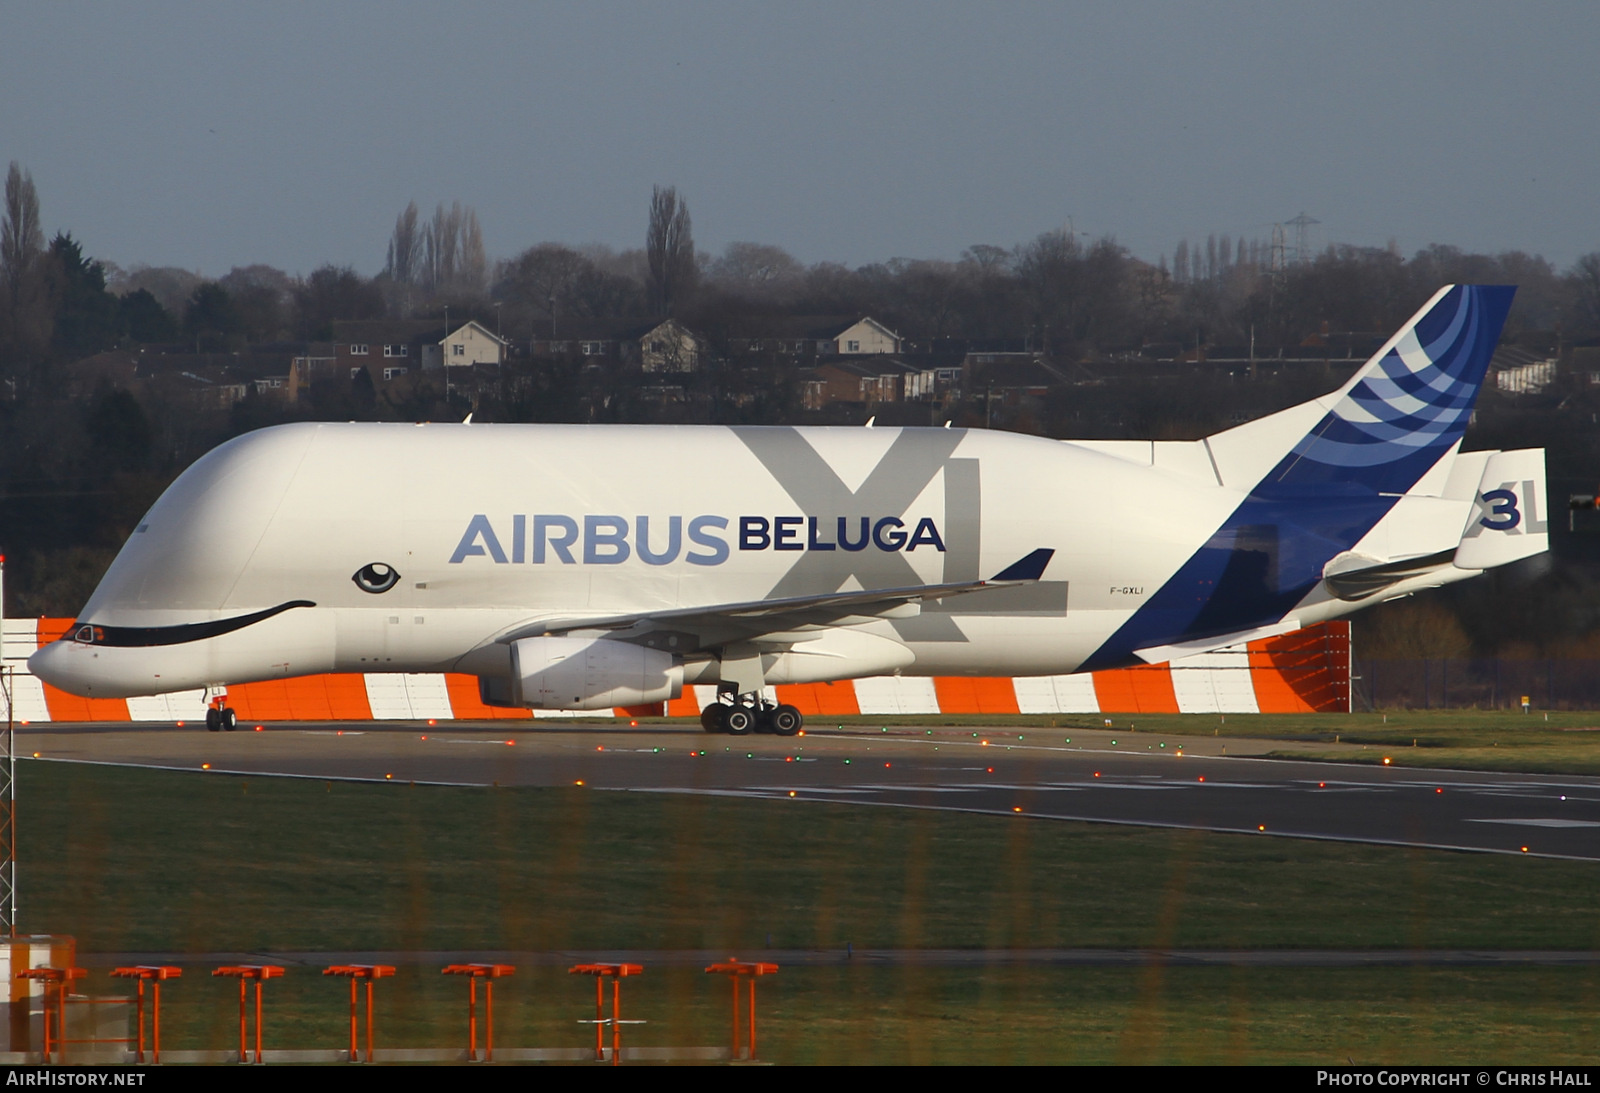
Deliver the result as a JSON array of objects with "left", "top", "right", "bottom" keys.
[{"left": 492, "top": 548, "right": 1054, "bottom": 651}]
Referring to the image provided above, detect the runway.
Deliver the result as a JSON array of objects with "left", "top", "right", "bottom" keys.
[{"left": 21, "top": 721, "right": 1600, "bottom": 861}]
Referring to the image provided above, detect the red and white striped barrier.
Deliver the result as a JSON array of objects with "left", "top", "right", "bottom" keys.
[{"left": 1, "top": 618, "right": 1349, "bottom": 722}]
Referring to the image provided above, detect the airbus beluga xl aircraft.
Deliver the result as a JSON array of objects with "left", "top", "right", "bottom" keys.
[{"left": 31, "top": 285, "right": 1546, "bottom": 734}]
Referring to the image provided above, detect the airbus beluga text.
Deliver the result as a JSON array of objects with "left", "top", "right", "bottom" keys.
[{"left": 31, "top": 286, "right": 1546, "bottom": 735}]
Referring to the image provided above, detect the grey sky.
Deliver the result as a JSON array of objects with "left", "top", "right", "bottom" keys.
[{"left": 2, "top": 2, "right": 1596, "bottom": 278}]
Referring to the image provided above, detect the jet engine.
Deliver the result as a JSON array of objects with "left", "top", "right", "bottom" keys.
[{"left": 507, "top": 636, "right": 682, "bottom": 710}]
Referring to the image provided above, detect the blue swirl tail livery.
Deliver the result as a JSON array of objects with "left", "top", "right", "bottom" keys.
[
  {"left": 30, "top": 286, "right": 1544, "bottom": 721},
  {"left": 1082, "top": 285, "right": 1531, "bottom": 669}
]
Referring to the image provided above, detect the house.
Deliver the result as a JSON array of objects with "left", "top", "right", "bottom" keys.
[
  {"left": 962, "top": 355, "right": 1070, "bottom": 405},
  {"left": 330, "top": 319, "right": 508, "bottom": 384},
  {"left": 1492, "top": 346, "right": 1558, "bottom": 395},
  {"left": 331, "top": 320, "right": 443, "bottom": 381},
  {"left": 728, "top": 315, "right": 903, "bottom": 359},
  {"left": 441, "top": 320, "right": 508, "bottom": 370},
  {"left": 635, "top": 319, "right": 703, "bottom": 373},
  {"left": 1572, "top": 345, "right": 1600, "bottom": 386},
  {"left": 812, "top": 357, "right": 920, "bottom": 405},
  {"left": 288, "top": 343, "right": 337, "bottom": 401},
  {"left": 832, "top": 317, "right": 902, "bottom": 355},
  {"left": 531, "top": 318, "right": 704, "bottom": 373}
]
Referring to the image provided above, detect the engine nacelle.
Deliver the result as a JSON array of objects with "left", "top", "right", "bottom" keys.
[{"left": 509, "top": 636, "right": 682, "bottom": 710}]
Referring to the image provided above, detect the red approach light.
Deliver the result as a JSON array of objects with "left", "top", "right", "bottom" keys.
[
  {"left": 427, "top": 719, "right": 437, "bottom": 726},
  {"left": 1093, "top": 771, "right": 1100, "bottom": 778},
  {"left": 1198, "top": 776, "right": 1205, "bottom": 782},
  {"left": 1436, "top": 787, "right": 1443, "bottom": 794},
  {"left": 1318, "top": 782, "right": 1326, "bottom": 788},
  {"left": 986, "top": 767, "right": 994, "bottom": 773},
  {"left": 884, "top": 762, "right": 891, "bottom": 768},
  {"left": 505, "top": 740, "right": 515, "bottom": 746},
  {"left": 630, "top": 720, "right": 638, "bottom": 727}
]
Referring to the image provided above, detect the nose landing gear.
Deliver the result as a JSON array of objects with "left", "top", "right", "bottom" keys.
[{"left": 204, "top": 694, "right": 237, "bottom": 732}]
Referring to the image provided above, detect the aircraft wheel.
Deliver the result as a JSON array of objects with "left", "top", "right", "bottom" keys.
[
  {"left": 205, "top": 709, "right": 221, "bottom": 732},
  {"left": 724, "top": 706, "right": 754, "bottom": 735},
  {"left": 700, "top": 705, "right": 726, "bottom": 733},
  {"left": 771, "top": 705, "right": 803, "bottom": 737},
  {"left": 222, "top": 707, "right": 238, "bottom": 731}
]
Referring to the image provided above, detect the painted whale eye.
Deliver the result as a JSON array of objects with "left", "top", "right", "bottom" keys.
[{"left": 353, "top": 563, "right": 401, "bottom": 594}]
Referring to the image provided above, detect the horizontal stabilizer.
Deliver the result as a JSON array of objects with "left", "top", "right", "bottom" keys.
[{"left": 1322, "top": 549, "right": 1456, "bottom": 601}]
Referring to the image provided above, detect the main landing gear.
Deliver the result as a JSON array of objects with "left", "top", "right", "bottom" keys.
[
  {"left": 205, "top": 696, "right": 237, "bottom": 732},
  {"left": 699, "top": 692, "right": 803, "bottom": 737}
]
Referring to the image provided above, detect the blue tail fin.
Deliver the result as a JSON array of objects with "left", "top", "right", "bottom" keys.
[
  {"left": 1262, "top": 284, "right": 1515, "bottom": 497},
  {"left": 1081, "top": 285, "right": 1515, "bottom": 669}
]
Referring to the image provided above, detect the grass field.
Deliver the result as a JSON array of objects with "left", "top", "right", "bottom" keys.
[
  {"left": 783, "top": 710, "right": 1600, "bottom": 775},
  {"left": 22, "top": 760, "right": 1600, "bottom": 1064},
  {"left": 91, "top": 964, "right": 1600, "bottom": 1066}
]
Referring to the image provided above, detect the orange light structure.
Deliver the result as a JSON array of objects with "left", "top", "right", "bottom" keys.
[
  {"left": 110, "top": 966, "right": 181, "bottom": 1063},
  {"left": 568, "top": 963, "right": 643, "bottom": 1065},
  {"left": 705, "top": 961, "right": 779, "bottom": 1061},
  {"left": 17, "top": 967, "right": 86, "bottom": 1063},
  {"left": 441, "top": 964, "right": 515, "bottom": 1062},
  {"left": 323, "top": 964, "right": 394, "bottom": 1062},
  {"left": 212, "top": 965, "right": 283, "bottom": 1064}
]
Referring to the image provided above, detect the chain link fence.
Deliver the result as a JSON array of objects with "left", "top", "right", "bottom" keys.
[{"left": 1352, "top": 658, "right": 1600, "bottom": 711}]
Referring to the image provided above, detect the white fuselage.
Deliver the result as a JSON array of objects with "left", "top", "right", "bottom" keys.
[{"left": 31, "top": 421, "right": 1265, "bottom": 698}]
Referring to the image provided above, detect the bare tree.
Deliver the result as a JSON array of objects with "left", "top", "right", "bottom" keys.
[
  {"left": 218, "top": 264, "right": 294, "bottom": 341},
  {"left": 1, "top": 163, "right": 50, "bottom": 368},
  {"left": 420, "top": 201, "right": 486, "bottom": 300},
  {"left": 107, "top": 265, "right": 203, "bottom": 319},
  {"left": 385, "top": 201, "right": 421, "bottom": 286},
  {"left": 706, "top": 241, "right": 803, "bottom": 300},
  {"left": 496, "top": 243, "right": 591, "bottom": 324},
  {"left": 1, "top": 163, "right": 43, "bottom": 303},
  {"left": 424, "top": 201, "right": 461, "bottom": 296},
  {"left": 1571, "top": 252, "right": 1600, "bottom": 329},
  {"left": 458, "top": 207, "right": 486, "bottom": 295},
  {"left": 646, "top": 185, "right": 695, "bottom": 317}
]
